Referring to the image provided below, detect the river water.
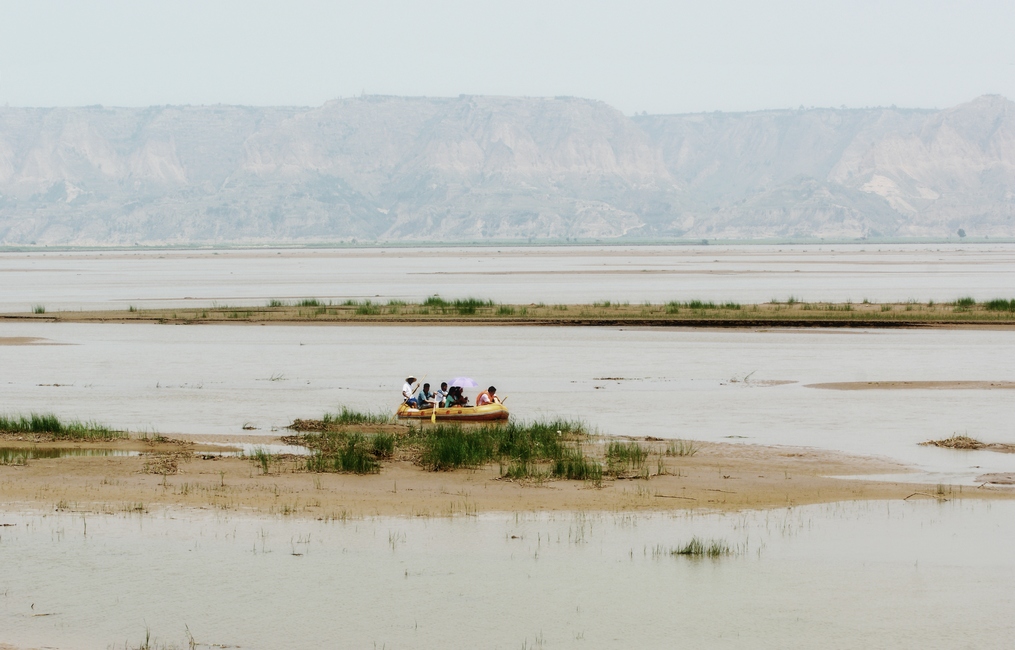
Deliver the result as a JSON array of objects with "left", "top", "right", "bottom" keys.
[
  {"left": 3, "top": 243, "right": 1015, "bottom": 312},
  {"left": 2, "top": 244, "right": 1014, "bottom": 649},
  {"left": 1, "top": 501, "right": 1012, "bottom": 649}
]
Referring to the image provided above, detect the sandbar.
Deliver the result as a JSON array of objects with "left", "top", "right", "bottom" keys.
[{"left": 1, "top": 436, "right": 1008, "bottom": 518}]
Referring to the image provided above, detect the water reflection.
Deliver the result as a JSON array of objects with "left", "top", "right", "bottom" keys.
[{"left": 0, "top": 447, "right": 137, "bottom": 463}]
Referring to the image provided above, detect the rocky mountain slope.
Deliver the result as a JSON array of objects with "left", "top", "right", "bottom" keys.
[{"left": 1, "top": 94, "right": 1012, "bottom": 244}]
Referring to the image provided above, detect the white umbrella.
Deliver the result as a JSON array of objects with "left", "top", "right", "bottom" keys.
[{"left": 449, "top": 376, "right": 479, "bottom": 388}]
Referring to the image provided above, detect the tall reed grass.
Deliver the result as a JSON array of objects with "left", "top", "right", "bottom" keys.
[
  {"left": 985, "top": 298, "right": 1015, "bottom": 312},
  {"left": 321, "top": 406, "right": 392, "bottom": 425},
  {"left": 665, "top": 439, "right": 698, "bottom": 457},
  {"left": 0, "top": 413, "right": 123, "bottom": 440},
  {"left": 292, "top": 429, "right": 394, "bottom": 474},
  {"left": 411, "top": 419, "right": 598, "bottom": 479},
  {"left": 422, "top": 295, "right": 495, "bottom": 315},
  {"left": 305, "top": 434, "right": 381, "bottom": 474}
]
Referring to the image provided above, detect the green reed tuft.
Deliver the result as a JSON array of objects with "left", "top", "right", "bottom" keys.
[
  {"left": 328, "top": 434, "right": 380, "bottom": 473},
  {"left": 672, "top": 536, "right": 734, "bottom": 558},
  {"left": 606, "top": 441, "right": 647, "bottom": 468},
  {"left": 985, "top": 298, "right": 1015, "bottom": 312},
  {"left": 411, "top": 419, "right": 595, "bottom": 477},
  {"left": 550, "top": 446, "right": 603, "bottom": 483},
  {"left": 665, "top": 439, "right": 698, "bottom": 457},
  {"left": 321, "top": 406, "right": 391, "bottom": 425},
  {"left": 0, "top": 413, "right": 123, "bottom": 440}
]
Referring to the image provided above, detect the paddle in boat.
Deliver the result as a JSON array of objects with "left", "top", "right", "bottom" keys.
[{"left": 396, "top": 402, "right": 509, "bottom": 422}]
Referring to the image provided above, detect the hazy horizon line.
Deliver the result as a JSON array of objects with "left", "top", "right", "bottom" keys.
[{"left": 3, "top": 92, "right": 1007, "bottom": 117}]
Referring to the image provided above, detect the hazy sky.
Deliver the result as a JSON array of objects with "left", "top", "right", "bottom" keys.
[{"left": 1, "top": 0, "right": 1013, "bottom": 114}]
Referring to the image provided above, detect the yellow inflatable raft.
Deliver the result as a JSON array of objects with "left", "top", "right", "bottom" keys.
[{"left": 395, "top": 402, "right": 509, "bottom": 422}]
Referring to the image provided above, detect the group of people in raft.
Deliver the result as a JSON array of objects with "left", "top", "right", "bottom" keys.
[{"left": 401, "top": 376, "right": 502, "bottom": 410}]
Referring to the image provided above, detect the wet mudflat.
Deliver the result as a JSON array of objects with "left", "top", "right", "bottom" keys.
[{"left": 1, "top": 501, "right": 1012, "bottom": 649}]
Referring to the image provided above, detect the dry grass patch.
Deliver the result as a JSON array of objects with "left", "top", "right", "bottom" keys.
[{"left": 920, "top": 435, "right": 1015, "bottom": 453}]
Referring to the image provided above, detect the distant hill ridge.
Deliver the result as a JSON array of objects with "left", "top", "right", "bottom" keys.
[{"left": 1, "top": 94, "right": 1013, "bottom": 244}]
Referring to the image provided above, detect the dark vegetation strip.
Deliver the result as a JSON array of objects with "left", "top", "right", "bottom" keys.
[
  {"left": 11, "top": 295, "right": 1015, "bottom": 327},
  {"left": 0, "top": 412, "right": 124, "bottom": 441}
]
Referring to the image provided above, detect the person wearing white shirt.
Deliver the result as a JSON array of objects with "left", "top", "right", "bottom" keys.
[
  {"left": 402, "top": 376, "right": 420, "bottom": 407},
  {"left": 432, "top": 382, "right": 449, "bottom": 408}
]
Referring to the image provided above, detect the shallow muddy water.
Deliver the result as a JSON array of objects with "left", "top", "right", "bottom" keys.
[
  {"left": 3, "top": 243, "right": 1015, "bottom": 312},
  {"left": 2, "top": 321, "right": 1014, "bottom": 482},
  {"left": 1, "top": 501, "right": 1012, "bottom": 649},
  {"left": 0, "top": 447, "right": 137, "bottom": 463}
]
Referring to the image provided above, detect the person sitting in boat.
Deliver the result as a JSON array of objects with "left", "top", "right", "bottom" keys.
[
  {"left": 432, "top": 382, "right": 449, "bottom": 409},
  {"left": 476, "top": 386, "right": 501, "bottom": 406},
  {"left": 418, "top": 383, "right": 435, "bottom": 409},
  {"left": 402, "top": 376, "right": 420, "bottom": 408},
  {"left": 447, "top": 386, "right": 469, "bottom": 407}
]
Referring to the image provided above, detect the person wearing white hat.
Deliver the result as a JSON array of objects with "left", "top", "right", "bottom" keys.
[{"left": 402, "top": 376, "right": 420, "bottom": 408}]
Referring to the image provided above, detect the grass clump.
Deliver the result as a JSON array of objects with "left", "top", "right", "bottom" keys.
[
  {"left": 417, "top": 424, "right": 496, "bottom": 471},
  {"left": 954, "top": 296, "right": 976, "bottom": 308},
  {"left": 411, "top": 418, "right": 598, "bottom": 480},
  {"left": 493, "top": 418, "right": 585, "bottom": 461},
  {"left": 985, "top": 298, "right": 1015, "bottom": 312},
  {"left": 251, "top": 447, "right": 274, "bottom": 474},
  {"left": 672, "top": 536, "right": 734, "bottom": 558},
  {"left": 451, "top": 298, "right": 493, "bottom": 315},
  {"left": 920, "top": 435, "right": 985, "bottom": 450},
  {"left": 667, "top": 300, "right": 732, "bottom": 312},
  {"left": 666, "top": 439, "right": 698, "bottom": 457},
  {"left": 321, "top": 406, "right": 392, "bottom": 426},
  {"left": 550, "top": 446, "right": 603, "bottom": 483},
  {"left": 497, "top": 305, "right": 516, "bottom": 315},
  {"left": 0, "top": 413, "right": 123, "bottom": 440},
  {"left": 306, "top": 434, "right": 380, "bottom": 474},
  {"left": 32, "top": 305, "right": 46, "bottom": 314},
  {"left": 267, "top": 299, "right": 288, "bottom": 307},
  {"left": 421, "top": 295, "right": 494, "bottom": 315},
  {"left": 606, "top": 441, "right": 647, "bottom": 474},
  {"left": 371, "top": 432, "right": 396, "bottom": 459},
  {"left": 354, "top": 301, "right": 380, "bottom": 315},
  {"left": 290, "top": 430, "right": 391, "bottom": 474},
  {"left": 297, "top": 298, "right": 323, "bottom": 307}
]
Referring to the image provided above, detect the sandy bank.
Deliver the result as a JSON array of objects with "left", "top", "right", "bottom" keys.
[{"left": 1, "top": 437, "right": 1008, "bottom": 518}]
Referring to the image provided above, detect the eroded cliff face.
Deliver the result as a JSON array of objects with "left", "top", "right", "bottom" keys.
[{"left": 1, "top": 95, "right": 1013, "bottom": 244}]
